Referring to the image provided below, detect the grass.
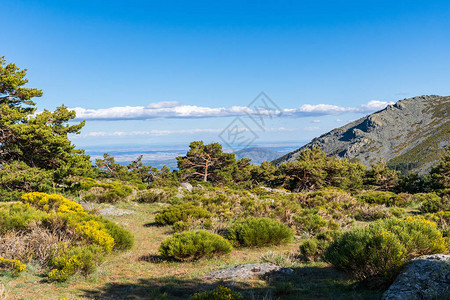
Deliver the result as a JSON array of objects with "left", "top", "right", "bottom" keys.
[{"left": 1, "top": 202, "right": 384, "bottom": 300}]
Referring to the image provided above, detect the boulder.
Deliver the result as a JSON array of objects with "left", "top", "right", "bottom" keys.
[
  {"left": 382, "top": 254, "right": 450, "bottom": 300},
  {"left": 180, "top": 182, "right": 193, "bottom": 192},
  {"left": 206, "top": 263, "right": 292, "bottom": 281}
]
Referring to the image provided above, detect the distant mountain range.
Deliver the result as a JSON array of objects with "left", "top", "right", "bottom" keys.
[
  {"left": 234, "top": 147, "right": 284, "bottom": 165},
  {"left": 273, "top": 95, "right": 450, "bottom": 174}
]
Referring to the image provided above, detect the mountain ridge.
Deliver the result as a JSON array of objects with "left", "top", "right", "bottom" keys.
[{"left": 273, "top": 95, "right": 450, "bottom": 174}]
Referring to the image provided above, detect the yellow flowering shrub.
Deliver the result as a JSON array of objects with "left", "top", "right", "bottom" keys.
[
  {"left": 0, "top": 256, "right": 27, "bottom": 276},
  {"left": 15, "top": 192, "right": 133, "bottom": 281},
  {"left": 22, "top": 192, "right": 84, "bottom": 214},
  {"left": 76, "top": 220, "right": 115, "bottom": 252},
  {"left": 48, "top": 245, "right": 103, "bottom": 282},
  {"left": 190, "top": 286, "right": 243, "bottom": 300}
]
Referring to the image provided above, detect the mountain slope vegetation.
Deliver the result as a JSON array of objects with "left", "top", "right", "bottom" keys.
[{"left": 273, "top": 95, "right": 450, "bottom": 174}]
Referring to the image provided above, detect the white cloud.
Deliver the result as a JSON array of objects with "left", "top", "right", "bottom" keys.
[
  {"left": 71, "top": 100, "right": 394, "bottom": 121},
  {"left": 312, "top": 119, "right": 321, "bottom": 123},
  {"left": 335, "top": 118, "right": 342, "bottom": 122},
  {"left": 82, "top": 128, "right": 221, "bottom": 137},
  {"left": 78, "top": 127, "right": 292, "bottom": 138}
]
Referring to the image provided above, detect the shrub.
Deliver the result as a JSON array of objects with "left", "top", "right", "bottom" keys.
[
  {"left": 190, "top": 286, "right": 243, "bottom": 300},
  {"left": 294, "top": 210, "right": 327, "bottom": 235},
  {"left": 226, "top": 217, "right": 294, "bottom": 247},
  {"left": 0, "top": 203, "right": 48, "bottom": 233},
  {"left": 155, "top": 203, "right": 211, "bottom": 225},
  {"left": 418, "top": 193, "right": 444, "bottom": 213},
  {"left": 392, "top": 193, "right": 415, "bottom": 207},
  {"left": 303, "top": 187, "right": 353, "bottom": 208},
  {"left": 22, "top": 192, "right": 84, "bottom": 214},
  {"left": 3, "top": 192, "right": 134, "bottom": 281},
  {"left": 357, "top": 191, "right": 397, "bottom": 206},
  {"left": 78, "top": 178, "right": 135, "bottom": 203},
  {"left": 299, "top": 230, "right": 341, "bottom": 261},
  {"left": 0, "top": 161, "right": 53, "bottom": 202},
  {"left": 353, "top": 204, "right": 391, "bottom": 221},
  {"left": 260, "top": 251, "right": 295, "bottom": 267},
  {"left": 0, "top": 256, "right": 27, "bottom": 276},
  {"left": 101, "top": 218, "right": 134, "bottom": 250},
  {"left": 324, "top": 216, "right": 447, "bottom": 286},
  {"left": 159, "top": 230, "right": 232, "bottom": 261},
  {"left": 136, "top": 189, "right": 173, "bottom": 203},
  {"left": 47, "top": 245, "right": 104, "bottom": 282}
]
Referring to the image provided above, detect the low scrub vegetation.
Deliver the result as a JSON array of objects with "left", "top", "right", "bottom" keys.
[
  {"left": 226, "top": 217, "right": 294, "bottom": 247},
  {"left": 324, "top": 216, "right": 447, "bottom": 287},
  {"left": 155, "top": 203, "right": 211, "bottom": 225},
  {"left": 0, "top": 192, "right": 133, "bottom": 282},
  {"left": 190, "top": 286, "right": 243, "bottom": 300},
  {"left": 159, "top": 230, "right": 233, "bottom": 261}
]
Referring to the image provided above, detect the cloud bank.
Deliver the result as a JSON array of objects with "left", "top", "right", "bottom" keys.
[
  {"left": 77, "top": 127, "right": 292, "bottom": 138},
  {"left": 71, "top": 100, "right": 393, "bottom": 121}
]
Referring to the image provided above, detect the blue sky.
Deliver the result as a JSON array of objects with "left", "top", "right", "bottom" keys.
[{"left": 2, "top": 0, "right": 450, "bottom": 157}]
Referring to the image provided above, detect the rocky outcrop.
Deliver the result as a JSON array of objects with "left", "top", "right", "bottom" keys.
[
  {"left": 382, "top": 254, "right": 450, "bottom": 300},
  {"left": 273, "top": 95, "right": 450, "bottom": 174}
]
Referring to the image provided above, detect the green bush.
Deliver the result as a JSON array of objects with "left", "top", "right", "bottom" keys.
[
  {"left": 353, "top": 205, "right": 391, "bottom": 221},
  {"left": 0, "top": 203, "right": 48, "bottom": 233},
  {"left": 190, "top": 286, "right": 243, "bottom": 300},
  {"left": 48, "top": 244, "right": 104, "bottom": 282},
  {"left": 294, "top": 210, "right": 328, "bottom": 234},
  {"left": 299, "top": 230, "right": 341, "bottom": 261},
  {"left": 155, "top": 203, "right": 211, "bottom": 225},
  {"left": 136, "top": 189, "right": 173, "bottom": 203},
  {"left": 226, "top": 217, "right": 294, "bottom": 247},
  {"left": 0, "top": 192, "right": 134, "bottom": 281},
  {"left": 79, "top": 178, "right": 135, "bottom": 203},
  {"left": 357, "top": 191, "right": 397, "bottom": 206},
  {"left": 159, "top": 230, "right": 232, "bottom": 261},
  {"left": 0, "top": 161, "right": 54, "bottom": 202},
  {"left": 100, "top": 218, "right": 135, "bottom": 250},
  {"left": 324, "top": 216, "right": 447, "bottom": 286},
  {"left": 303, "top": 187, "right": 353, "bottom": 208},
  {"left": 417, "top": 193, "right": 444, "bottom": 213}
]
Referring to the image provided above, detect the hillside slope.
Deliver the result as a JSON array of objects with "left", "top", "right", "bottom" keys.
[
  {"left": 235, "top": 147, "right": 283, "bottom": 165},
  {"left": 273, "top": 95, "right": 450, "bottom": 174}
]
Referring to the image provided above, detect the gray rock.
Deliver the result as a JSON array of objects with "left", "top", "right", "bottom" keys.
[
  {"left": 382, "top": 254, "right": 450, "bottom": 300},
  {"left": 260, "top": 186, "right": 290, "bottom": 195},
  {"left": 206, "top": 263, "right": 292, "bottom": 281},
  {"left": 181, "top": 182, "right": 193, "bottom": 192},
  {"left": 98, "top": 207, "right": 134, "bottom": 217}
]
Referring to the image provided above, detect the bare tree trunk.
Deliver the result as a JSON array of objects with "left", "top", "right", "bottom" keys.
[{"left": 203, "top": 160, "right": 209, "bottom": 181}]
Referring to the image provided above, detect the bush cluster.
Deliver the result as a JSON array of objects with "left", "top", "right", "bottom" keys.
[
  {"left": 155, "top": 203, "right": 211, "bottom": 225},
  {"left": 324, "top": 216, "right": 447, "bottom": 286},
  {"left": 417, "top": 193, "right": 446, "bottom": 213},
  {"left": 159, "top": 230, "right": 232, "bottom": 261},
  {"left": 79, "top": 178, "right": 135, "bottom": 203},
  {"left": 0, "top": 192, "right": 134, "bottom": 281},
  {"left": 226, "top": 217, "right": 294, "bottom": 247},
  {"left": 190, "top": 286, "right": 243, "bottom": 300},
  {"left": 298, "top": 230, "right": 341, "bottom": 261},
  {"left": 0, "top": 256, "right": 27, "bottom": 276},
  {"left": 357, "top": 191, "right": 397, "bottom": 206}
]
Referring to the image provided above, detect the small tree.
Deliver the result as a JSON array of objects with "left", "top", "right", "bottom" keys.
[
  {"left": 364, "top": 160, "right": 399, "bottom": 191},
  {"left": 428, "top": 147, "right": 450, "bottom": 189},
  {"left": 176, "top": 141, "right": 236, "bottom": 183},
  {"left": 280, "top": 147, "right": 364, "bottom": 192},
  {"left": 0, "top": 56, "right": 93, "bottom": 196}
]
